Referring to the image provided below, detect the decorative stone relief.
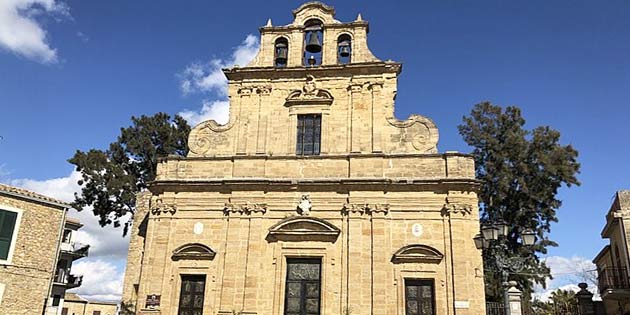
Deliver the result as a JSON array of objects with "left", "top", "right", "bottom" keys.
[
  {"left": 341, "top": 203, "right": 389, "bottom": 215},
  {"left": 188, "top": 119, "right": 236, "bottom": 156},
  {"left": 285, "top": 75, "right": 333, "bottom": 106},
  {"left": 256, "top": 85, "right": 272, "bottom": 95},
  {"left": 297, "top": 194, "right": 312, "bottom": 215},
  {"left": 386, "top": 114, "right": 438, "bottom": 153},
  {"left": 151, "top": 197, "right": 176, "bottom": 215},
  {"left": 223, "top": 202, "right": 267, "bottom": 215},
  {"left": 442, "top": 198, "right": 473, "bottom": 216}
]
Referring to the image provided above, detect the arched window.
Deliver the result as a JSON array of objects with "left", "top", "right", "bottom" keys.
[
  {"left": 274, "top": 37, "right": 288, "bottom": 68},
  {"left": 337, "top": 34, "right": 351, "bottom": 64},
  {"left": 303, "top": 19, "right": 323, "bottom": 66}
]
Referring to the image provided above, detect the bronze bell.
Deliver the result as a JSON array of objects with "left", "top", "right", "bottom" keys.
[
  {"left": 305, "top": 32, "right": 322, "bottom": 53},
  {"left": 338, "top": 40, "right": 351, "bottom": 58},
  {"left": 275, "top": 43, "right": 288, "bottom": 64}
]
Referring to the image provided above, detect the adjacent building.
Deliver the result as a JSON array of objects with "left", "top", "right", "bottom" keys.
[
  {"left": 594, "top": 190, "right": 630, "bottom": 314},
  {"left": 122, "top": 2, "right": 486, "bottom": 315},
  {"left": 0, "top": 183, "right": 89, "bottom": 315},
  {"left": 63, "top": 293, "right": 118, "bottom": 315}
]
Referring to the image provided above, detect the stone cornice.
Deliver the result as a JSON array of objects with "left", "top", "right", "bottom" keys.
[
  {"left": 159, "top": 151, "right": 474, "bottom": 162},
  {"left": 149, "top": 178, "right": 481, "bottom": 194},
  {"left": 223, "top": 62, "right": 402, "bottom": 81}
]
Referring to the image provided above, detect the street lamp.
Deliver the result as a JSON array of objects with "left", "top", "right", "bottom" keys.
[{"left": 474, "top": 221, "right": 537, "bottom": 313}]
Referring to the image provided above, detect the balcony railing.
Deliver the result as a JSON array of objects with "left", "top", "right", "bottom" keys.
[
  {"left": 598, "top": 267, "right": 630, "bottom": 293},
  {"left": 54, "top": 269, "right": 83, "bottom": 288},
  {"left": 60, "top": 241, "right": 90, "bottom": 258}
]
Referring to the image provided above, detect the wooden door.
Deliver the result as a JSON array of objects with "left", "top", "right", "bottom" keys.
[
  {"left": 178, "top": 275, "right": 206, "bottom": 315},
  {"left": 405, "top": 279, "right": 435, "bottom": 315}
]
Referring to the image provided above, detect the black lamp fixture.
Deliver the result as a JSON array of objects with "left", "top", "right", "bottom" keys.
[{"left": 474, "top": 221, "right": 536, "bottom": 250}]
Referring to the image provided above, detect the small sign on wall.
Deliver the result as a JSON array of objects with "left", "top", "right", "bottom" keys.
[
  {"left": 145, "top": 294, "right": 161, "bottom": 308},
  {"left": 454, "top": 300, "right": 470, "bottom": 309}
]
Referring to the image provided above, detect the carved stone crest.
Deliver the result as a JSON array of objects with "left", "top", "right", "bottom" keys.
[
  {"left": 285, "top": 75, "right": 333, "bottom": 106},
  {"left": 151, "top": 197, "right": 176, "bottom": 215},
  {"left": 297, "top": 194, "right": 312, "bottom": 215}
]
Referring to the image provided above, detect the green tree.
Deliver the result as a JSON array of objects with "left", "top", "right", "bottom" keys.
[
  {"left": 530, "top": 289, "right": 578, "bottom": 315},
  {"left": 68, "top": 113, "right": 190, "bottom": 235},
  {"left": 458, "top": 102, "right": 580, "bottom": 299}
]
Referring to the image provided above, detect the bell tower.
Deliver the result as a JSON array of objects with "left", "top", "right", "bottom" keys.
[{"left": 187, "top": 1, "right": 439, "bottom": 157}]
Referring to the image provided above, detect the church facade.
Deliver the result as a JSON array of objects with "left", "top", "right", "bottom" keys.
[{"left": 122, "top": 2, "right": 486, "bottom": 314}]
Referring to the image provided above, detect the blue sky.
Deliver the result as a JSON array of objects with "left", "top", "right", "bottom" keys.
[{"left": 1, "top": 0, "right": 629, "bottom": 300}]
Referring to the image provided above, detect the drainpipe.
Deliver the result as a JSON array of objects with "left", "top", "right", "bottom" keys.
[{"left": 42, "top": 206, "right": 68, "bottom": 315}]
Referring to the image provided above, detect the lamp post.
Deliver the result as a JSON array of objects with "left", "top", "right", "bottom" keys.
[{"left": 474, "top": 221, "right": 537, "bottom": 314}]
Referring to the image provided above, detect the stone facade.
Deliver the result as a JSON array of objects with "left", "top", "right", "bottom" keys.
[
  {"left": 594, "top": 190, "right": 630, "bottom": 314},
  {"left": 122, "top": 2, "right": 486, "bottom": 314},
  {"left": 0, "top": 184, "right": 69, "bottom": 315}
]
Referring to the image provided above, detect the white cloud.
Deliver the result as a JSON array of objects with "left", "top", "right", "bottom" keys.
[
  {"left": 177, "top": 34, "right": 259, "bottom": 126},
  {"left": 0, "top": 0, "right": 69, "bottom": 63},
  {"left": 9, "top": 170, "right": 81, "bottom": 203},
  {"left": 178, "top": 99, "right": 229, "bottom": 127},
  {"left": 69, "top": 259, "right": 124, "bottom": 302},
  {"left": 178, "top": 34, "right": 259, "bottom": 96},
  {"left": 533, "top": 255, "right": 599, "bottom": 302},
  {"left": 6, "top": 171, "right": 130, "bottom": 302}
]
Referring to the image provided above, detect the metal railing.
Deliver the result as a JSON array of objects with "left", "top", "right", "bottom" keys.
[
  {"left": 598, "top": 267, "right": 630, "bottom": 293},
  {"left": 54, "top": 269, "right": 83, "bottom": 288},
  {"left": 486, "top": 302, "right": 505, "bottom": 315}
]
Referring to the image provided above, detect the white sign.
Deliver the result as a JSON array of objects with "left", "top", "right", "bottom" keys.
[
  {"left": 411, "top": 223, "right": 423, "bottom": 237},
  {"left": 454, "top": 300, "right": 470, "bottom": 309},
  {"left": 193, "top": 222, "right": 204, "bottom": 235}
]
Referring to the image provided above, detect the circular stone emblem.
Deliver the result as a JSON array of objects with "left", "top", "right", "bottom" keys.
[
  {"left": 411, "top": 223, "right": 423, "bottom": 237},
  {"left": 193, "top": 222, "right": 204, "bottom": 235}
]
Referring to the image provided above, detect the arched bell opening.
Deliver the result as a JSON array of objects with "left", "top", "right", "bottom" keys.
[
  {"left": 303, "top": 19, "right": 323, "bottom": 67},
  {"left": 337, "top": 34, "right": 352, "bottom": 64},
  {"left": 274, "top": 37, "right": 289, "bottom": 68}
]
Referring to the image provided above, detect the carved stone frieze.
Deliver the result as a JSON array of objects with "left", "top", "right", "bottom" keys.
[
  {"left": 342, "top": 203, "right": 389, "bottom": 215},
  {"left": 224, "top": 202, "right": 268, "bottom": 215},
  {"left": 442, "top": 198, "right": 473, "bottom": 216},
  {"left": 151, "top": 197, "right": 177, "bottom": 215},
  {"left": 256, "top": 85, "right": 272, "bottom": 95}
]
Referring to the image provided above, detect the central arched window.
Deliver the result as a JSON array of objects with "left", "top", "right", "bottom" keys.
[{"left": 303, "top": 19, "right": 323, "bottom": 66}]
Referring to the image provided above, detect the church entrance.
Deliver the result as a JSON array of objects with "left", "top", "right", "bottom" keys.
[
  {"left": 405, "top": 279, "right": 435, "bottom": 315},
  {"left": 178, "top": 275, "right": 206, "bottom": 315}
]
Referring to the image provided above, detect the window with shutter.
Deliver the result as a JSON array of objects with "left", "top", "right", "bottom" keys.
[{"left": 0, "top": 209, "right": 18, "bottom": 261}]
